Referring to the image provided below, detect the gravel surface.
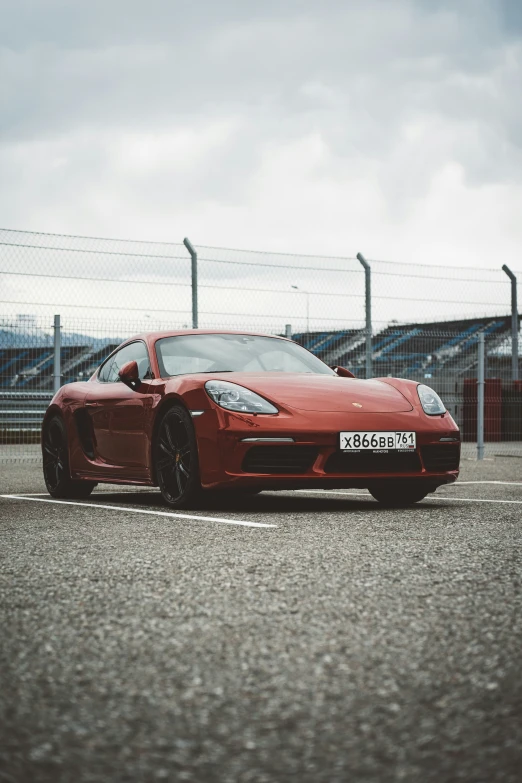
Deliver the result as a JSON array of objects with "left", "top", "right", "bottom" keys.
[{"left": 1, "top": 459, "right": 521, "bottom": 783}]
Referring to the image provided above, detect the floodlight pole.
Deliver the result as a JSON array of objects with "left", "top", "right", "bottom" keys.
[
  {"left": 183, "top": 238, "right": 198, "bottom": 329},
  {"left": 477, "top": 332, "right": 485, "bottom": 460},
  {"left": 356, "top": 252, "right": 372, "bottom": 378},
  {"left": 502, "top": 264, "right": 518, "bottom": 381},
  {"left": 53, "top": 314, "right": 61, "bottom": 394}
]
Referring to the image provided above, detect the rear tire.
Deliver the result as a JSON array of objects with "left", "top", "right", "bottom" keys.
[
  {"left": 42, "top": 415, "right": 97, "bottom": 499},
  {"left": 369, "top": 483, "right": 428, "bottom": 507},
  {"left": 154, "top": 405, "right": 201, "bottom": 508}
]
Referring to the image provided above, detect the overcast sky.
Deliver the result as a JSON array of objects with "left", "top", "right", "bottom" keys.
[{"left": 1, "top": 0, "right": 522, "bottom": 271}]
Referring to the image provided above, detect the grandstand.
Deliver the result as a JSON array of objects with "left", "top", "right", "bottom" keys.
[
  {"left": 0, "top": 341, "right": 120, "bottom": 390},
  {"left": 295, "top": 315, "right": 518, "bottom": 382},
  {"left": 0, "top": 315, "right": 519, "bottom": 391}
]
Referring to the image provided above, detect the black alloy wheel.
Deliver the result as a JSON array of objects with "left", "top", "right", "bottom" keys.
[
  {"left": 368, "top": 482, "right": 429, "bottom": 507},
  {"left": 154, "top": 406, "right": 201, "bottom": 508},
  {"left": 42, "top": 415, "right": 96, "bottom": 498}
]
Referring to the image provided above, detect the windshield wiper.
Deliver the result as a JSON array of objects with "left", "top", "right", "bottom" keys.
[{"left": 198, "top": 369, "right": 235, "bottom": 373}]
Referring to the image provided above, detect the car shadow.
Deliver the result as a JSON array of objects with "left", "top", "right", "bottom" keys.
[{"left": 86, "top": 489, "right": 448, "bottom": 515}]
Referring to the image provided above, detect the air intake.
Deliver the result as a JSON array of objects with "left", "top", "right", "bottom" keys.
[
  {"left": 421, "top": 444, "right": 460, "bottom": 472},
  {"left": 324, "top": 451, "right": 422, "bottom": 474},
  {"left": 242, "top": 446, "right": 318, "bottom": 474}
]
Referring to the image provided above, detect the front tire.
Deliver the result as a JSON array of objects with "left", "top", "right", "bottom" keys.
[
  {"left": 369, "top": 483, "right": 428, "bottom": 507},
  {"left": 154, "top": 406, "right": 201, "bottom": 508},
  {"left": 42, "top": 415, "right": 96, "bottom": 499}
]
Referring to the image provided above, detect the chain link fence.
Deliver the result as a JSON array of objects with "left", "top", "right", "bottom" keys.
[
  {"left": 1, "top": 227, "right": 519, "bottom": 329},
  {"left": 1, "top": 228, "right": 520, "bottom": 462}
]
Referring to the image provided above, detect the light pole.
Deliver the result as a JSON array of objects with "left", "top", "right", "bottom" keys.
[
  {"left": 502, "top": 265, "right": 518, "bottom": 381},
  {"left": 291, "top": 285, "right": 310, "bottom": 333},
  {"left": 356, "top": 252, "right": 372, "bottom": 379},
  {"left": 183, "top": 237, "right": 198, "bottom": 329}
]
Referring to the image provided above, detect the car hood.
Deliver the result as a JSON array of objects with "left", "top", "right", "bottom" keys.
[{"left": 207, "top": 373, "right": 413, "bottom": 413}]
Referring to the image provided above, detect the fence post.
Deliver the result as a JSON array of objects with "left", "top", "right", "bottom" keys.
[
  {"left": 53, "top": 314, "right": 61, "bottom": 394},
  {"left": 477, "top": 332, "right": 485, "bottom": 460},
  {"left": 501, "top": 265, "right": 518, "bottom": 381},
  {"left": 285, "top": 324, "right": 292, "bottom": 339},
  {"left": 356, "top": 252, "right": 372, "bottom": 378},
  {"left": 183, "top": 238, "right": 198, "bottom": 329}
]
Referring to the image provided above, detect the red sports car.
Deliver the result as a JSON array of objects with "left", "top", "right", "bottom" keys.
[{"left": 42, "top": 330, "right": 460, "bottom": 508}]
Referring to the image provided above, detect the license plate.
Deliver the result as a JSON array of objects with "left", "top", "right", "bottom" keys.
[{"left": 339, "top": 431, "right": 416, "bottom": 451}]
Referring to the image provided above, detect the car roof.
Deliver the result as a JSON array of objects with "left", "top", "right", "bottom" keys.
[{"left": 127, "top": 330, "right": 290, "bottom": 345}]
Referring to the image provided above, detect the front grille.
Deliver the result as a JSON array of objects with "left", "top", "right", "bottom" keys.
[
  {"left": 324, "top": 450, "right": 422, "bottom": 474},
  {"left": 421, "top": 444, "right": 460, "bottom": 472},
  {"left": 242, "top": 445, "right": 318, "bottom": 474}
]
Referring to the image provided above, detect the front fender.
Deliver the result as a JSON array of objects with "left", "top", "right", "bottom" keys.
[{"left": 376, "top": 377, "right": 459, "bottom": 432}]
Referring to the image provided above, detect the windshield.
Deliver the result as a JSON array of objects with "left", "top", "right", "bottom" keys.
[{"left": 155, "top": 334, "right": 335, "bottom": 377}]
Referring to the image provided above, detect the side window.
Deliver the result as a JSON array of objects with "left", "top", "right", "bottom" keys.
[
  {"left": 97, "top": 355, "right": 115, "bottom": 383},
  {"left": 98, "top": 341, "right": 151, "bottom": 383}
]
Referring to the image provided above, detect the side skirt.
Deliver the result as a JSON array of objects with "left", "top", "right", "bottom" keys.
[{"left": 73, "top": 474, "right": 156, "bottom": 487}]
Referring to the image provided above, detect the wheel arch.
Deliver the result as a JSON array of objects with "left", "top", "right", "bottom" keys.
[
  {"left": 149, "top": 394, "right": 192, "bottom": 484},
  {"left": 41, "top": 405, "right": 73, "bottom": 483},
  {"left": 42, "top": 404, "right": 89, "bottom": 476},
  {"left": 42, "top": 403, "right": 64, "bottom": 428},
  {"left": 41, "top": 404, "right": 66, "bottom": 452}
]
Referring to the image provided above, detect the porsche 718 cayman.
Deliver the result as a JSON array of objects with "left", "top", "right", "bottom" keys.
[{"left": 42, "top": 331, "right": 460, "bottom": 508}]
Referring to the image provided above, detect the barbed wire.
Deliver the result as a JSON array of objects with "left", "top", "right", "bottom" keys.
[
  {"left": 2, "top": 236, "right": 520, "bottom": 278},
  {"left": 0, "top": 242, "right": 187, "bottom": 263},
  {"left": 0, "top": 227, "right": 187, "bottom": 248}
]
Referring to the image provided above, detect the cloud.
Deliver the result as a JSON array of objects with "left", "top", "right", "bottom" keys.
[{"left": 0, "top": 0, "right": 521, "bottom": 328}]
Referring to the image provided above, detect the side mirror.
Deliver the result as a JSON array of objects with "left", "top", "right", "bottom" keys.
[
  {"left": 118, "top": 360, "right": 141, "bottom": 390},
  {"left": 331, "top": 365, "right": 356, "bottom": 378}
]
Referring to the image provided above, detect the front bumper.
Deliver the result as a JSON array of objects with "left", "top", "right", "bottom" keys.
[{"left": 193, "top": 405, "right": 460, "bottom": 491}]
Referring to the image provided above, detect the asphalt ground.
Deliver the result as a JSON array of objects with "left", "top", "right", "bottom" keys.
[{"left": 1, "top": 459, "right": 521, "bottom": 783}]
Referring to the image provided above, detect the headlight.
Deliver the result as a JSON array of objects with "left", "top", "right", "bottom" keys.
[
  {"left": 205, "top": 380, "right": 278, "bottom": 414},
  {"left": 417, "top": 384, "right": 446, "bottom": 415}
]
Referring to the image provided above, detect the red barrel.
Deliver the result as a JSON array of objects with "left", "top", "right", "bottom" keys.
[{"left": 462, "top": 378, "right": 502, "bottom": 442}]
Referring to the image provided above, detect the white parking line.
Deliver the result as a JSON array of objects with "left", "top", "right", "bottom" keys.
[
  {"left": 293, "top": 490, "right": 522, "bottom": 505},
  {"left": 16, "top": 490, "right": 154, "bottom": 496},
  {"left": 0, "top": 495, "right": 276, "bottom": 528},
  {"left": 427, "top": 497, "right": 522, "bottom": 504},
  {"left": 444, "top": 481, "right": 522, "bottom": 486}
]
